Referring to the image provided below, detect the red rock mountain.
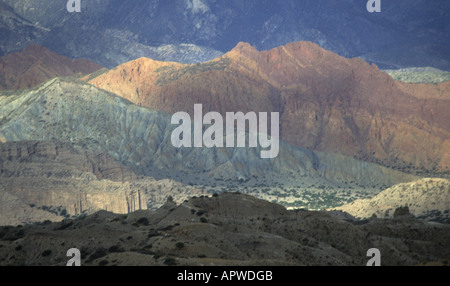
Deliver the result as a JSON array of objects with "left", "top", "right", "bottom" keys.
[
  {"left": 0, "top": 44, "right": 102, "bottom": 90},
  {"left": 89, "top": 41, "right": 450, "bottom": 173}
]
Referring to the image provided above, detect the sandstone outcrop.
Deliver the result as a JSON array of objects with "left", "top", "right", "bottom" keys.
[{"left": 0, "top": 141, "right": 147, "bottom": 226}]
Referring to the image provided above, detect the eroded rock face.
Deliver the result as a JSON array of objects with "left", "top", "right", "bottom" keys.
[
  {"left": 0, "top": 141, "right": 147, "bottom": 226},
  {"left": 0, "top": 140, "right": 138, "bottom": 182},
  {"left": 89, "top": 41, "right": 450, "bottom": 173},
  {"left": 0, "top": 78, "right": 416, "bottom": 188}
]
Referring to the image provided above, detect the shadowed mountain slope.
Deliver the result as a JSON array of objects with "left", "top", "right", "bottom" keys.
[
  {"left": 0, "top": 78, "right": 416, "bottom": 189},
  {"left": 0, "top": 44, "right": 102, "bottom": 90},
  {"left": 2, "top": 0, "right": 449, "bottom": 70}
]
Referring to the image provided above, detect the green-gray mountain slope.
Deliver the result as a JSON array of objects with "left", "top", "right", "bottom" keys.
[{"left": 0, "top": 78, "right": 416, "bottom": 190}]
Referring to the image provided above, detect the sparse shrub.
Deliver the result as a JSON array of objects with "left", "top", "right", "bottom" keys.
[
  {"left": 393, "top": 206, "right": 411, "bottom": 218},
  {"left": 80, "top": 246, "right": 91, "bottom": 258},
  {"left": 148, "top": 230, "right": 160, "bottom": 238},
  {"left": 108, "top": 245, "right": 124, "bottom": 253},
  {"left": 137, "top": 217, "right": 149, "bottom": 226},
  {"left": 98, "top": 260, "right": 109, "bottom": 266},
  {"left": 159, "top": 225, "right": 174, "bottom": 231},
  {"left": 42, "top": 250, "right": 52, "bottom": 257},
  {"left": 88, "top": 248, "right": 107, "bottom": 262},
  {"left": 164, "top": 257, "right": 177, "bottom": 266},
  {"left": 176, "top": 242, "right": 185, "bottom": 249},
  {"left": 200, "top": 217, "right": 208, "bottom": 223},
  {"left": 54, "top": 220, "right": 73, "bottom": 231}
]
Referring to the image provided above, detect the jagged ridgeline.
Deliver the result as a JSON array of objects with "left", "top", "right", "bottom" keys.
[
  {"left": 2, "top": 0, "right": 450, "bottom": 70},
  {"left": 0, "top": 78, "right": 420, "bottom": 216},
  {"left": 0, "top": 78, "right": 415, "bottom": 184}
]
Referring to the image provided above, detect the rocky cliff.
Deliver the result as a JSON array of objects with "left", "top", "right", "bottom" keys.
[{"left": 0, "top": 141, "right": 147, "bottom": 226}]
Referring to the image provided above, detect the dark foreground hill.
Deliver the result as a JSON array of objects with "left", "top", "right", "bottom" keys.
[{"left": 0, "top": 193, "right": 448, "bottom": 266}]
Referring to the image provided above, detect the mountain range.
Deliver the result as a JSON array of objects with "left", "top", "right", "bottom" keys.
[
  {"left": 0, "top": 37, "right": 448, "bottom": 226},
  {"left": 0, "top": 1, "right": 47, "bottom": 56},
  {"left": 88, "top": 41, "right": 450, "bottom": 174},
  {"left": 1, "top": 0, "right": 449, "bottom": 70},
  {"left": 0, "top": 1, "right": 449, "bottom": 267},
  {"left": 0, "top": 77, "right": 418, "bottom": 216}
]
